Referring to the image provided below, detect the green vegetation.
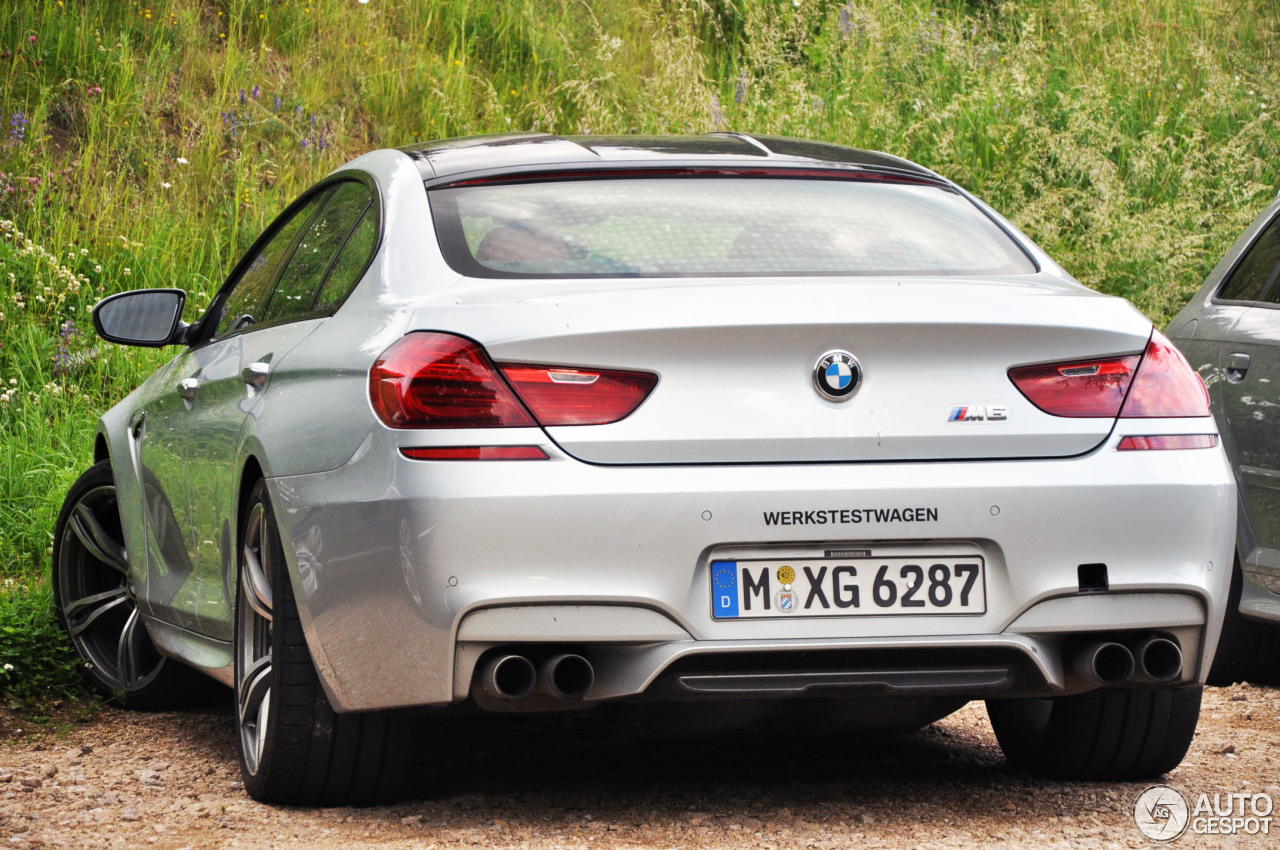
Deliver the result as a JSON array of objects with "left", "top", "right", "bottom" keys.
[{"left": 1, "top": 0, "right": 1277, "bottom": 703}]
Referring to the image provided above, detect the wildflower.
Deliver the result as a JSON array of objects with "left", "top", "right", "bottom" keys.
[
  {"left": 80, "top": 248, "right": 88, "bottom": 255},
  {"left": 176, "top": 156, "right": 189, "bottom": 165},
  {"left": 3, "top": 663, "right": 13, "bottom": 672},
  {"left": 735, "top": 76, "right": 748, "bottom": 104},
  {"left": 87, "top": 85, "right": 103, "bottom": 96},
  {"left": 252, "top": 85, "right": 260, "bottom": 100},
  {"left": 123, "top": 267, "right": 131, "bottom": 276},
  {"left": 838, "top": 6, "right": 853, "bottom": 37},
  {"left": 28, "top": 35, "right": 36, "bottom": 43},
  {"left": 10, "top": 111, "right": 26, "bottom": 142},
  {"left": 273, "top": 94, "right": 281, "bottom": 112},
  {"left": 239, "top": 89, "right": 246, "bottom": 105}
]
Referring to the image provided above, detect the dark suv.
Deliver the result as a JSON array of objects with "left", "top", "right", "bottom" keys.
[{"left": 1168, "top": 194, "right": 1280, "bottom": 685}]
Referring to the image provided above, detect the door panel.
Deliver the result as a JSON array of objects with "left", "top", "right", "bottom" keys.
[
  {"left": 135, "top": 353, "right": 203, "bottom": 630},
  {"left": 186, "top": 320, "right": 323, "bottom": 639},
  {"left": 1222, "top": 305, "right": 1280, "bottom": 566}
]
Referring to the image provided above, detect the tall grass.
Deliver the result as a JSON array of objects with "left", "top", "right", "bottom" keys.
[{"left": 0, "top": 0, "right": 1277, "bottom": 701}]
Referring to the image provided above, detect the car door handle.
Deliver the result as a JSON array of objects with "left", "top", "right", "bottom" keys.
[
  {"left": 1227, "top": 352, "right": 1251, "bottom": 383},
  {"left": 242, "top": 361, "right": 271, "bottom": 389},
  {"left": 177, "top": 377, "right": 199, "bottom": 400}
]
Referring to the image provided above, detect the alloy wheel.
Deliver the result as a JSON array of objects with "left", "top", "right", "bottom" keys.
[
  {"left": 55, "top": 481, "right": 165, "bottom": 696},
  {"left": 236, "top": 500, "right": 275, "bottom": 776}
]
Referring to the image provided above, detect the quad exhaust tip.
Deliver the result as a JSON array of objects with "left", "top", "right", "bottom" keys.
[
  {"left": 1072, "top": 640, "right": 1135, "bottom": 688},
  {"left": 481, "top": 654, "right": 537, "bottom": 701},
  {"left": 1136, "top": 636, "right": 1183, "bottom": 684},
  {"left": 1070, "top": 635, "right": 1183, "bottom": 688},
  {"left": 538, "top": 653, "right": 595, "bottom": 700},
  {"left": 478, "top": 651, "right": 595, "bottom": 702}
]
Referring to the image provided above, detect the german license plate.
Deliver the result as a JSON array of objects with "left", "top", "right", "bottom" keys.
[{"left": 711, "top": 556, "right": 985, "bottom": 619}]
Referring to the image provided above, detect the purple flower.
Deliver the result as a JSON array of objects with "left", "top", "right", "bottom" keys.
[
  {"left": 272, "top": 94, "right": 281, "bottom": 112},
  {"left": 252, "top": 85, "right": 260, "bottom": 100},
  {"left": 295, "top": 105, "right": 303, "bottom": 118},
  {"left": 301, "top": 137, "right": 309, "bottom": 149},
  {"left": 735, "top": 78, "right": 747, "bottom": 104},
  {"left": 239, "top": 89, "right": 246, "bottom": 105},
  {"left": 10, "top": 111, "right": 26, "bottom": 142},
  {"left": 838, "top": 6, "right": 853, "bottom": 37}
]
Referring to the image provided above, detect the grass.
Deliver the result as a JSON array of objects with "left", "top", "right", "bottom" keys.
[{"left": 1, "top": 0, "right": 1278, "bottom": 704}]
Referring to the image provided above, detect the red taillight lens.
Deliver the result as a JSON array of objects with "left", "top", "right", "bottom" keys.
[
  {"left": 1117, "top": 330, "right": 1211, "bottom": 418},
  {"left": 1117, "top": 435, "right": 1217, "bottom": 451},
  {"left": 1008, "top": 355, "right": 1141, "bottom": 417},
  {"left": 370, "top": 333, "right": 535, "bottom": 429},
  {"left": 499, "top": 364, "right": 658, "bottom": 426},
  {"left": 1008, "top": 330, "right": 1211, "bottom": 419}
]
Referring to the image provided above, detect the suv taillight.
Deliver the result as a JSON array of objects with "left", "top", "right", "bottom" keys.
[
  {"left": 370, "top": 332, "right": 657, "bottom": 429},
  {"left": 1009, "top": 330, "right": 1210, "bottom": 419}
]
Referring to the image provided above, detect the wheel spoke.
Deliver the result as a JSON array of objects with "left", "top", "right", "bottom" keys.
[
  {"left": 242, "top": 516, "right": 273, "bottom": 622},
  {"left": 116, "top": 607, "right": 147, "bottom": 690},
  {"left": 70, "top": 502, "right": 129, "bottom": 575},
  {"left": 65, "top": 587, "right": 130, "bottom": 637},
  {"left": 238, "top": 654, "right": 272, "bottom": 724}
]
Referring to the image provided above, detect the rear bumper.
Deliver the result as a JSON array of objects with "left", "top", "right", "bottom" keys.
[{"left": 267, "top": 428, "right": 1234, "bottom": 711}]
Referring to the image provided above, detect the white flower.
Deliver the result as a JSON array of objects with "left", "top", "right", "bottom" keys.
[
  {"left": 80, "top": 248, "right": 88, "bottom": 255},
  {"left": 2, "top": 663, "right": 13, "bottom": 672},
  {"left": 162, "top": 182, "right": 172, "bottom": 189},
  {"left": 176, "top": 157, "right": 189, "bottom": 165},
  {"left": 94, "top": 264, "right": 102, "bottom": 273},
  {"left": 123, "top": 267, "right": 132, "bottom": 276}
]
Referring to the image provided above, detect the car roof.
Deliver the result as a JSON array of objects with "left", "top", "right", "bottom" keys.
[{"left": 397, "top": 133, "right": 943, "bottom": 186}]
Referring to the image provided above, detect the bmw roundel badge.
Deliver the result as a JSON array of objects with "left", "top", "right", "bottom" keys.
[{"left": 813, "top": 350, "right": 861, "bottom": 401}]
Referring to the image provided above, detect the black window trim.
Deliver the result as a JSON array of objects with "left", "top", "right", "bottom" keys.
[
  {"left": 189, "top": 171, "right": 383, "bottom": 348},
  {"left": 1212, "top": 209, "right": 1280, "bottom": 308}
]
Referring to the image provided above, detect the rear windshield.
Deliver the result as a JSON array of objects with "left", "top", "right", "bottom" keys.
[{"left": 429, "top": 175, "right": 1035, "bottom": 278}]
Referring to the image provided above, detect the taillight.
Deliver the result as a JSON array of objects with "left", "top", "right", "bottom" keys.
[
  {"left": 1117, "top": 330, "right": 1211, "bottom": 418},
  {"left": 370, "top": 333, "right": 535, "bottom": 429},
  {"left": 1008, "top": 355, "right": 1141, "bottom": 417},
  {"left": 370, "top": 332, "right": 658, "bottom": 429},
  {"left": 1008, "top": 330, "right": 1211, "bottom": 419},
  {"left": 498, "top": 364, "right": 658, "bottom": 426}
]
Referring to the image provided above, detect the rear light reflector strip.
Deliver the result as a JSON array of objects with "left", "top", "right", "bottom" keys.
[
  {"left": 1116, "top": 435, "right": 1218, "bottom": 451},
  {"left": 401, "top": 446, "right": 549, "bottom": 461}
]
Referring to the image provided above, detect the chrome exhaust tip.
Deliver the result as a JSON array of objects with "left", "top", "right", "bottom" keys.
[
  {"left": 538, "top": 653, "right": 594, "bottom": 699},
  {"left": 1136, "top": 636, "right": 1183, "bottom": 684},
  {"left": 1071, "top": 641, "right": 1135, "bottom": 688},
  {"left": 480, "top": 654, "right": 536, "bottom": 700}
]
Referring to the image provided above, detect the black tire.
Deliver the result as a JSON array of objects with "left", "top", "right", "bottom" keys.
[
  {"left": 986, "top": 687, "right": 1202, "bottom": 780},
  {"left": 52, "top": 460, "right": 220, "bottom": 709},
  {"left": 1206, "top": 557, "right": 1280, "bottom": 686},
  {"left": 233, "top": 478, "right": 421, "bottom": 805}
]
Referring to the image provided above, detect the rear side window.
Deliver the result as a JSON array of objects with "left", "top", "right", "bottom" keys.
[
  {"left": 429, "top": 175, "right": 1036, "bottom": 279},
  {"left": 262, "top": 181, "right": 374, "bottom": 323},
  {"left": 313, "top": 203, "right": 378, "bottom": 313},
  {"left": 1219, "top": 215, "right": 1280, "bottom": 303}
]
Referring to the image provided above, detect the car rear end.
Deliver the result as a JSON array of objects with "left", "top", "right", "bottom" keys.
[{"left": 267, "top": 150, "right": 1234, "bottom": 761}]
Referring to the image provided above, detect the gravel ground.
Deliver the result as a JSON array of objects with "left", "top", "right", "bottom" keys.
[{"left": 2, "top": 684, "right": 1277, "bottom": 849}]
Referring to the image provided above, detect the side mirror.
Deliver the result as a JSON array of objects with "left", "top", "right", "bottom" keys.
[{"left": 92, "top": 289, "right": 188, "bottom": 347}]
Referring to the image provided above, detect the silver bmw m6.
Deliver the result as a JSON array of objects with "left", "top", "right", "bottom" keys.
[{"left": 58, "top": 133, "right": 1234, "bottom": 804}]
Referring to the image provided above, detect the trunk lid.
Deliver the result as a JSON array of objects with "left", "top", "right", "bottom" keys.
[{"left": 408, "top": 277, "right": 1152, "bottom": 464}]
